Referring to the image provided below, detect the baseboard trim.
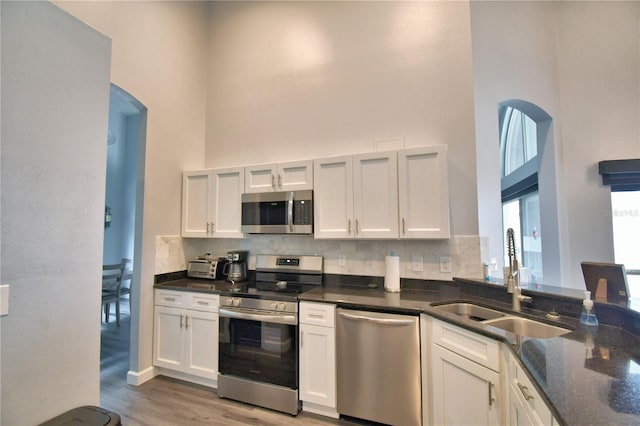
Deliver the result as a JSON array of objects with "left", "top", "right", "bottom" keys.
[
  {"left": 302, "top": 401, "right": 339, "bottom": 419},
  {"left": 127, "top": 366, "right": 156, "bottom": 386}
]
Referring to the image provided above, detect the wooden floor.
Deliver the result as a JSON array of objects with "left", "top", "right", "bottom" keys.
[{"left": 100, "top": 302, "right": 365, "bottom": 425}]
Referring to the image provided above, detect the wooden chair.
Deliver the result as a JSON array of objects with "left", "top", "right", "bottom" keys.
[
  {"left": 102, "top": 263, "right": 123, "bottom": 325},
  {"left": 102, "top": 258, "right": 133, "bottom": 326}
]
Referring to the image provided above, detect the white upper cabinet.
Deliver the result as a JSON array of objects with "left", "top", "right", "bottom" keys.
[
  {"left": 398, "top": 145, "right": 450, "bottom": 239},
  {"left": 314, "top": 152, "right": 397, "bottom": 239},
  {"left": 245, "top": 160, "right": 313, "bottom": 193},
  {"left": 210, "top": 167, "right": 244, "bottom": 238},
  {"left": 181, "top": 167, "right": 244, "bottom": 238},
  {"left": 313, "top": 156, "right": 354, "bottom": 239},
  {"left": 182, "top": 170, "right": 213, "bottom": 237},
  {"left": 353, "top": 152, "right": 398, "bottom": 238},
  {"left": 315, "top": 146, "right": 449, "bottom": 239}
]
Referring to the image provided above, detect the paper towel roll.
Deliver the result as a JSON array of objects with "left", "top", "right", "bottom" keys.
[{"left": 385, "top": 255, "right": 400, "bottom": 292}]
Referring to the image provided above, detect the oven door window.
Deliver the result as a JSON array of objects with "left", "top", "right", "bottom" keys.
[{"left": 219, "top": 316, "right": 297, "bottom": 389}]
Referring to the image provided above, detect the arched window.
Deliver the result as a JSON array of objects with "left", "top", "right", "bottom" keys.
[{"left": 499, "top": 104, "right": 542, "bottom": 282}]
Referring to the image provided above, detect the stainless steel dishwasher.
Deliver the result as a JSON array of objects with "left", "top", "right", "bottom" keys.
[{"left": 336, "top": 308, "right": 421, "bottom": 425}]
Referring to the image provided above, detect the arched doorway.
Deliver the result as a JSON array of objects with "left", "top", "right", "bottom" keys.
[{"left": 101, "top": 84, "right": 146, "bottom": 389}]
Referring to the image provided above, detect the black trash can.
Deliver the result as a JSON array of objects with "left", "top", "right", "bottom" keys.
[{"left": 40, "top": 405, "right": 121, "bottom": 426}]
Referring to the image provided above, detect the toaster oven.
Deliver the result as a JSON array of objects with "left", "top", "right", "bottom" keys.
[{"left": 187, "top": 258, "right": 227, "bottom": 280}]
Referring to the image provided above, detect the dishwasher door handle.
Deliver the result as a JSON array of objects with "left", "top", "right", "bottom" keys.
[{"left": 338, "top": 311, "right": 415, "bottom": 326}]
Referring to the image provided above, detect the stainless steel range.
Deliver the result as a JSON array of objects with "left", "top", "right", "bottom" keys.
[{"left": 217, "top": 254, "right": 323, "bottom": 415}]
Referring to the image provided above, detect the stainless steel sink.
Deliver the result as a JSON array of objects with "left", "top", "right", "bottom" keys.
[
  {"left": 431, "top": 302, "right": 508, "bottom": 322},
  {"left": 483, "top": 316, "right": 571, "bottom": 338}
]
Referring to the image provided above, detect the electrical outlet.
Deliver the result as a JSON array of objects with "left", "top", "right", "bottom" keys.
[
  {"left": 338, "top": 253, "right": 347, "bottom": 267},
  {"left": 439, "top": 256, "right": 452, "bottom": 273},
  {"left": 412, "top": 255, "right": 423, "bottom": 272}
]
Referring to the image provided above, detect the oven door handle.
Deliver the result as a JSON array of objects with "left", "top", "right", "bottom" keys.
[{"left": 219, "top": 307, "right": 298, "bottom": 325}]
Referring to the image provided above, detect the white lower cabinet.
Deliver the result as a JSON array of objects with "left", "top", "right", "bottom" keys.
[
  {"left": 508, "top": 351, "right": 556, "bottom": 426},
  {"left": 299, "top": 302, "right": 338, "bottom": 418},
  {"left": 431, "top": 319, "right": 503, "bottom": 425},
  {"left": 153, "top": 290, "right": 219, "bottom": 386}
]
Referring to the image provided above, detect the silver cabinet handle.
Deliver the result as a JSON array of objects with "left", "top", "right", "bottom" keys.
[
  {"left": 488, "top": 382, "right": 495, "bottom": 406},
  {"left": 355, "top": 218, "right": 359, "bottom": 234},
  {"left": 300, "top": 330, "right": 304, "bottom": 348},
  {"left": 164, "top": 297, "right": 176, "bottom": 302},
  {"left": 517, "top": 382, "right": 534, "bottom": 401},
  {"left": 272, "top": 174, "right": 275, "bottom": 189},
  {"left": 278, "top": 174, "right": 282, "bottom": 189},
  {"left": 196, "top": 300, "right": 208, "bottom": 306},
  {"left": 402, "top": 218, "right": 406, "bottom": 235},
  {"left": 338, "top": 311, "right": 415, "bottom": 326},
  {"left": 185, "top": 315, "right": 189, "bottom": 329},
  {"left": 348, "top": 219, "right": 352, "bottom": 235},
  {"left": 180, "top": 314, "right": 184, "bottom": 328}
]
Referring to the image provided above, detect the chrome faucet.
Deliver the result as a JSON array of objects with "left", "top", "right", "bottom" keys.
[{"left": 506, "top": 228, "right": 532, "bottom": 312}]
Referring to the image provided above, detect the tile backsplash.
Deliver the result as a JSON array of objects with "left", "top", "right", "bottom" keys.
[{"left": 156, "top": 235, "right": 486, "bottom": 280}]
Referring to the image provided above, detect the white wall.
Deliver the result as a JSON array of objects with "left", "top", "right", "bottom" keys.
[
  {"left": 53, "top": 0, "right": 210, "bottom": 379},
  {"left": 205, "top": 1, "right": 478, "bottom": 237},
  {"left": 199, "top": 1, "right": 481, "bottom": 279},
  {"left": 555, "top": 1, "right": 640, "bottom": 287},
  {"left": 471, "top": 1, "right": 640, "bottom": 288},
  {"left": 0, "top": 2, "right": 111, "bottom": 423}
]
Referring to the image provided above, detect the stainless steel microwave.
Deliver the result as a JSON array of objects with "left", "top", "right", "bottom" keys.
[{"left": 241, "top": 190, "right": 313, "bottom": 234}]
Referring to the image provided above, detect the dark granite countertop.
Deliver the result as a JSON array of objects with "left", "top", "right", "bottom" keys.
[{"left": 154, "top": 272, "right": 640, "bottom": 425}]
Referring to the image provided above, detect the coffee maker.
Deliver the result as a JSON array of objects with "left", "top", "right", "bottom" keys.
[{"left": 224, "top": 250, "right": 248, "bottom": 282}]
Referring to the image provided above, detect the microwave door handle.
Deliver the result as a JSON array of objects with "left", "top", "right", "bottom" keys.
[{"left": 287, "top": 191, "right": 294, "bottom": 233}]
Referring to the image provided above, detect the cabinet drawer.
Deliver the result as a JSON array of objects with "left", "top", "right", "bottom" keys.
[
  {"left": 188, "top": 293, "right": 219, "bottom": 312},
  {"left": 155, "top": 290, "right": 186, "bottom": 308},
  {"left": 300, "top": 302, "right": 335, "bottom": 327},
  {"left": 510, "top": 356, "right": 553, "bottom": 425},
  {"left": 432, "top": 319, "right": 500, "bottom": 371}
]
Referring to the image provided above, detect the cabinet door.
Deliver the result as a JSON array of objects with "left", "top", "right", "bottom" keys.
[
  {"left": 431, "top": 344, "right": 501, "bottom": 426},
  {"left": 353, "top": 151, "right": 398, "bottom": 238},
  {"left": 184, "top": 310, "right": 219, "bottom": 380},
  {"left": 278, "top": 160, "right": 313, "bottom": 191},
  {"left": 245, "top": 164, "right": 278, "bottom": 193},
  {"left": 299, "top": 323, "right": 336, "bottom": 408},
  {"left": 314, "top": 156, "right": 353, "bottom": 239},
  {"left": 210, "top": 167, "right": 244, "bottom": 238},
  {"left": 398, "top": 146, "right": 450, "bottom": 238},
  {"left": 508, "top": 354, "right": 553, "bottom": 426},
  {"left": 182, "top": 170, "right": 213, "bottom": 237},
  {"left": 510, "top": 382, "right": 538, "bottom": 426},
  {"left": 153, "top": 306, "right": 185, "bottom": 370}
]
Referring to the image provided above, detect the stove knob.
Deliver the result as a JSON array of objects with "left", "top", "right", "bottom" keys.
[
  {"left": 226, "top": 298, "right": 234, "bottom": 305},
  {"left": 232, "top": 298, "right": 241, "bottom": 307},
  {"left": 277, "top": 302, "right": 287, "bottom": 311},
  {"left": 270, "top": 302, "right": 278, "bottom": 310}
]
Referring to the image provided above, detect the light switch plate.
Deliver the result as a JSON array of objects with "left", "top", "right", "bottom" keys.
[
  {"left": 338, "top": 253, "right": 347, "bottom": 267},
  {"left": 439, "top": 257, "right": 452, "bottom": 273},
  {"left": 0, "top": 284, "right": 9, "bottom": 316}
]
